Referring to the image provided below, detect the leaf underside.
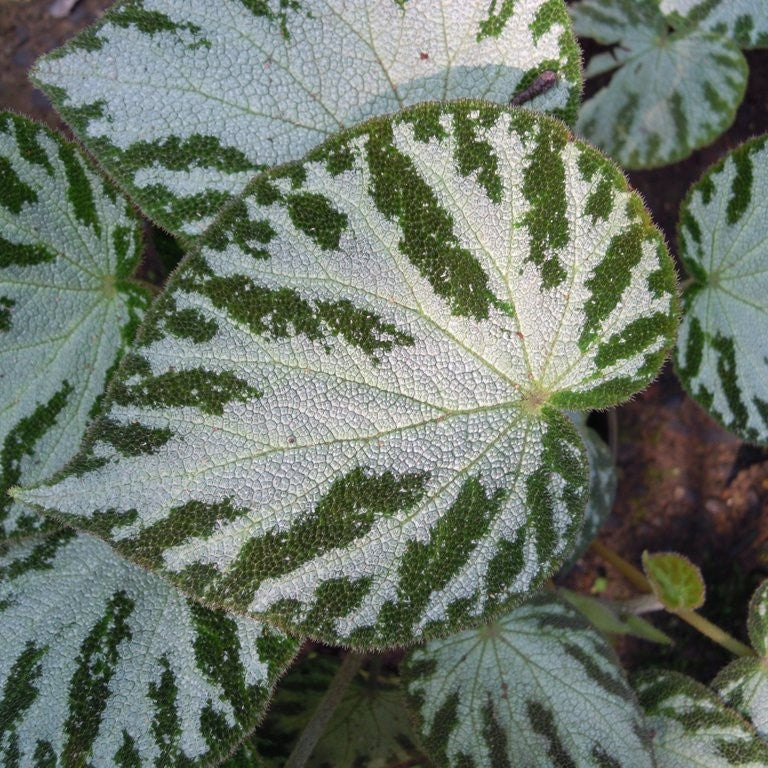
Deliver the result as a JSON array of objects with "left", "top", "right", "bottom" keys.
[
  {"left": 0, "top": 112, "right": 149, "bottom": 541},
  {"left": 403, "top": 595, "right": 654, "bottom": 768},
  {"left": 674, "top": 135, "right": 768, "bottom": 444},
  {"left": 572, "top": 0, "right": 748, "bottom": 169},
  {"left": 660, "top": 0, "right": 768, "bottom": 49},
  {"left": 562, "top": 411, "right": 617, "bottom": 568},
  {"left": 33, "top": 0, "right": 582, "bottom": 239},
  {"left": 635, "top": 669, "right": 768, "bottom": 767},
  {"left": 236, "top": 652, "right": 423, "bottom": 768},
  {"left": 19, "top": 102, "right": 678, "bottom": 649},
  {"left": 0, "top": 530, "right": 298, "bottom": 767}
]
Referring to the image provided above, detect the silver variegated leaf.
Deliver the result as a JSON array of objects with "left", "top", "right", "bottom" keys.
[
  {"left": 675, "top": 135, "right": 768, "bottom": 443},
  {"left": 403, "top": 594, "right": 654, "bottom": 768},
  {"left": 18, "top": 102, "right": 678, "bottom": 648},
  {"left": 33, "top": 0, "right": 582, "bottom": 239},
  {"left": 562, "top": 412, "right": 616, "bottom": 568},
  {"left": 713, "top": 579, "right": 768, "bottom": 740},
  {"left": 0, "top": 112, "right": 149, "bottom": 540},
  {"left": 571, "top": 0, "right": 748, "bottom": 169},
  {"left": 660, "top": 0, "right": 768, "bottom": 49},
  {"left": 0, "top": 530, "right": 298, "bottom": 767},
  {"left": 635, "top": 669, "right": 768, "bottom": 767}
]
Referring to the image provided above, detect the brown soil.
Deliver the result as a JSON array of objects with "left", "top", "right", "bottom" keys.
[{"left": 3, "top": 1, "right": 768, "bottom": 684}]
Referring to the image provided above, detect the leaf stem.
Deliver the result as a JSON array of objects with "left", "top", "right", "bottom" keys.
[
  {"left": 590, "top": 540, "right": 756, "bottom": 657},
  {"left": 285, "top": 651, "right": 365, "bottom": 768}
]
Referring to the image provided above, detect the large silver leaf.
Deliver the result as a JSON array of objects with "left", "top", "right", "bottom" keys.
[
  {"left": 33, "top": 0, "right": 582, "bottom": 239},
  {"left": 0, "top": 530, "right": 298, "bottom": 767},
  {"left": 18, "top": 102, "right": 678, "bottom": 648},
  {"left": 635, "top": 669, "right": 768, "bottom": 767},
  {"left": 403, "top": 594, "right": 654, "bottom": 768},
  {"left": 675, "top": 135, "right": 768, "bottom": 443},
  {"left": 0, "top": 112, "right": 149, "bottom": 540},
  {"left": 572, "top": 0, "right": 748, "bottom": 169},
  {"left": 660, "top": 0, "right": 768, "bottom": 49}
]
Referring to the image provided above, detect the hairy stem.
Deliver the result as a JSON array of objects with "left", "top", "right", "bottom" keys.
[
  {"left": 285, "top": 651, "right": 365, "bottom": 768},
  {"left": 590, "top": 540, "right": 756, "bottom": 657}
]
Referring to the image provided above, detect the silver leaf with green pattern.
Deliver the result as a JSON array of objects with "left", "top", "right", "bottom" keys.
[
  {"left": 571, "top": 0, "right": 748, "bottom": 169},
  {"left": 403, "top": 594, "right": 654, "bottom": 768},
  {"left": 674, "top": 135, "right": 768, "bottom": 444},
  {"left": 0, "top": 112, "right": 150, "bottom": 541},
  {"left": 33, "top": 0, "right": 582, "bottom": 239},
  {"left": 0, "top": 529, "right": 298, "bottom": 767},
  {"left": 714, "top": 579, "right": 768, "bottom": 740},
  {"left": 660, "top": 0, "right": 768, "bottom": 49},
  {"left": 635, "top": 669, "right": 768, "bottom": 767},
  {"left": 17, "top": 102, "right": 678, "bottom": 648}
]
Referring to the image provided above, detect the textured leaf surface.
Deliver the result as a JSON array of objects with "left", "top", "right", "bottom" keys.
[
  {"left": 0, "top": 112, "right": 149, "bottom": 540},
  {"left": 635, "top": 669, "right": 768, "bottom": 767},
  {"left": 237, "top": 652, "right": 423, "bottom": 767},
  {"left": 675, "top": 135, "right": 768, "bottom": 443},
  {"left": 642, "top": 551, "right": 706, "bottom": 611},
  {"left": 572, "top": 0, "right": 748, "bottom": 169},
  {"left": 660, "top": 0, "right": 768, "bottom": 48},
  {"left": 0, "top": 530, "right": 298, "bottom": 767},
  {"left": 713, "top": 579, "right": 768, "bottom": 739},
  {"left": 562, "top": 412, "right": 616, "bottom": 568},
  {"left": 33, "top": 0, "right": 582, "bottom": 239},
  {"left": 403, "top": 594, "right": 654, "bottom": 768},
  {"left": 19, "top": 102, "right": 678, "bottom": 648}
]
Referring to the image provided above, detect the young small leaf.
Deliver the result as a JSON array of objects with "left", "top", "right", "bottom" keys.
[
  {"left": 18, "top": 102, "right": 678, "bottom": 648},
  {"left": 0, "top": 530, "right": 298, "bottom": 767},
  {"left": 33, "top": 0, "right": 582, "bottom": 239},
  {"left": 571, "top": 0, "right": 748, "bottom": 169},
  {"left": 713, "top": 579, "right": 768, "bottom": 739},
  {"left": 660, "top": 0, "right": 768, "bottom": 49},
  {"left": 642, "top": 551, "right": 706, "bottom": 611},
  {"left": 675, "top": 135, "right": 768, "bottom": 444},
  {"left": 635, "top": 669, "right": 768, "bottom": 766},
  {"left": 0, "top": 112, "right": 150, "bottom": 541},
  {"left": 403, "top": 594, "right": 655, "bottom": 768}
]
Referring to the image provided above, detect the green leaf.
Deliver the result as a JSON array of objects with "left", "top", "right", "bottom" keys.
[
  {"left": 674, "top": 135, "right": 768, "bottom": 444},
  {"left": 18, "top": 102, "right": 678, "bottom": 648},
  {"left": 571, "top": 0, "right": 748, "bottom": 169},
  {"left": 0, "top": 530, "right": 298, "bottom": 767},
  {"left": 33, "top": 0, "right": 582, "bottom": 240},
  {"left": 233, "top": 652, "right": 424, "bottom": 767},
  {"left": 713, "top": 579, "right": 768, "bottom": 740},
  {"left": 403, "top": 594, "right": 654, "bottom": 768},
  {"left": 660, "top": 0, "right": 768, "bottom": 49},
  {"left": 562, "top": 412, "right": 617, "bottom": 568},
  {"left": 559, "top": 587, "right": 674, "bottom": 644},
  {"left": 0, "top": 112, "right": 150, "bottom": 541},
  {"left": 642, "top": 551, "right": 706, "bottom": 611},
  {"left": 635, "top": 669, "right": 768, "bottom": 766}
]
